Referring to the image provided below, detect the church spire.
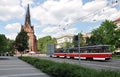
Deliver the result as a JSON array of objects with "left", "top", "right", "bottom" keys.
[{"left": 25, "top": 4, "right": 31, "bottom": 25}]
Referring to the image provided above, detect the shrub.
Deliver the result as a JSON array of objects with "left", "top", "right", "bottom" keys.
[{"left": 19, "top": 56, "right": 120, "bottom": 77}]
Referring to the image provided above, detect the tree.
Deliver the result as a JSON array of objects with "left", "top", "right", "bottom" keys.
[
  {"left": 0, "top": 34, "right": 15, "bottom": 55},
  {"left": 6, "top": 39, "right": 15, "bottom": 54},
  {"left": 87, "top": 20, "right": 120, "bottom": 51},
  {"left": 61, "top": 41, "right": 73, "bottom": 49},
  {"left": 73, "top": 35, "right": 78, "bottom": 47},
  {"left": 14, "top": 30, "right": 28, "bottom": 55},
  {"left": 72, "top": 33, "right": 85, "bottom": 47},
  {"left": 114, "top": 29, "right": 120, "bottom": 48},
  {"left": 38, "top": 36, "right": 56, "bottom": 53},
  {"left": 0, "top": 34, "right": 8, "bottom": 53}
]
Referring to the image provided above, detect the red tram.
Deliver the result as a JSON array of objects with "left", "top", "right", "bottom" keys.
[{"left": 51, "top": 45, "right": 112, "bottom": 60}]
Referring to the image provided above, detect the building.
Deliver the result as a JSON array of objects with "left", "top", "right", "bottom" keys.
[
  {"left": 113, "top": 17, "right": 120, "bottom": 29},
  {"left": 21, "top": 4, "right": 37, "bottom": 52},
  {"left": 56, "top": 35, "right": 73, "bottom": 48},
  {"left": 82, "top": 33, "right": 91, "bottom": 38},
  {"left": 113, "top": 17, "right": 120, "bottom": 52}
]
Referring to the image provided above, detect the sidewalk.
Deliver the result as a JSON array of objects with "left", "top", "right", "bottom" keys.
[{"left": 0, "top": 56, "right": 50, "bottom": 77}]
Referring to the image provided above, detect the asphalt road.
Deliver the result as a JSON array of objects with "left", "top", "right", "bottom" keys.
[{"left": 36, "top": 56, "right": 120, "bottom": 71}]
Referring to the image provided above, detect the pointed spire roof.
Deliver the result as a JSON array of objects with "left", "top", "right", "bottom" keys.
[{"left": 25, "top": 4, "right": 31, "bottom": 25}]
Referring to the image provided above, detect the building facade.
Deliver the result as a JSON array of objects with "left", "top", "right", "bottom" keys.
[
  {"left": 113, "top": 18, "right": 120, "bottom": 29},
  {"left": 56, "top": 35, "right": 73, "bottom": 48},
  {"left": 21, "top": 5, "right": 37, "bottom": 52},
  {"left": 113, "top": 18, "right": 120, "bottom": 52}
]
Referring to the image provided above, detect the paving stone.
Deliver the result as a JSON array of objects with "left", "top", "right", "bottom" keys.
[{"left": 0, "top": 56, "right": 50, "bottom": 77}]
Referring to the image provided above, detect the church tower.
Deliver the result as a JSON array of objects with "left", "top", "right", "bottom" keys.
[{"left": 21, "top": 4, "right": 37, "bottom": 52}]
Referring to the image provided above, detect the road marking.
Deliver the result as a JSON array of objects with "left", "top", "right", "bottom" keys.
[
  {"left": 0, "top": 73, "right": 46, "bottom": 77},
  {"left": 0, "top": 67, "right": 36, "bottom": 70}
]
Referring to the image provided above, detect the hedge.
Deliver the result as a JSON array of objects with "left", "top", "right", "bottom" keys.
[{"left": 19, "top": 56, "right": 120, "bottom": 77}]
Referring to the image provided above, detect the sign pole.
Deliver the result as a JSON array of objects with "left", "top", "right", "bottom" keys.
[{"left": 78, "top": 33, "right": 81, "bottom": 63}]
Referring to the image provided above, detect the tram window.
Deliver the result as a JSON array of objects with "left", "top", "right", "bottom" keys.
[
  {"left": 97, "top": 50, "right": 100, "bottom": 53},
  {"left": 66, "top": 45, "right": 110, "bottom": 53},
  {"left": 85, "top": 50, "right": 88, "bottom": 53},
  {"left": 87, "top": 50, "right": 91, "bottom": 53}
]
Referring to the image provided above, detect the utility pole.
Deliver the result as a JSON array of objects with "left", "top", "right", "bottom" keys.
[{"left": 78, "top": 33, "right": 81, "bottom": 63}]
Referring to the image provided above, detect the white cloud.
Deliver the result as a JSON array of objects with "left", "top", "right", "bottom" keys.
[
  {"left": 31, "top": 0, "right": 119, "bottom": 26},
  {"left": 83, "top": 0, "right": 107, "bottom": 12},
  {"left": 30, "top": 0, "right": 120, "bottom": 38},
  {"left": 40, "top": 25, "right": 77, "bottom": 38},
  {"left": 31, "top": 0, "right": 83, "bottom": 25},
  {"left": 1, "top": 0, "right": 120, "bottom": 40},
  {"left": 6, "top": 33, "right": 18, "bottom": 40},
  {"left": 52, "top": 27, "right": 77, "bottom": 38},
  {"left": 92, "top": 7, "right": 119, "bottom": 21},
  {"left": 42, "top": 26, "right": 58, "bottom": 33},
  {"left": 5, "top": 23, "right": 21, "bottom": 33},
  {"left": 4, "top": 22, "right": 22, "bottom": 40},
  {"left": 66, "top": 28, "right": 77, "bottom": 35},
  {"left": 0, "top": 0, "right": 25, "bottom": 21},
  {"left": 0, "top": 0, "right": 19, "bottom": 6},
  {"left": 21, "top": 0, "right": 34, "bottom": 7}
]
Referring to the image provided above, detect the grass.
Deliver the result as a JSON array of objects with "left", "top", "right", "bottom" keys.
[
  {"left": 112, "top": 54, "right": 120, "bottom": 59},
  {"left": 19, "top": 56, "right": 120, "bottom": 77}
]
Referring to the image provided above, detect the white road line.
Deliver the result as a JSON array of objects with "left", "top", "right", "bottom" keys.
[
  {"left": 0, "top": 68, "right": 36, "bottom": 70},
  {"left": 0, "top": 73, "right": 46, "bottom": 77}
]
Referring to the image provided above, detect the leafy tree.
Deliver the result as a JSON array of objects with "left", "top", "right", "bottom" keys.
[
  {"left": 87, "top": 20, "right": 120, "bottom": 51},
  {"left": 61, "top": 41, "right": 73, "bottom": 49},
  {"left": 6, "top": 39, "right": 15, "bottom": 54},
  {"left": 73, "top": 35, "right": 78, "bottom": 47},
  {"left": 14, "top": 30, "right": 28, "bottom": 55},
  {"left": 72, "top": 33, "right": 85, "bottom": 47},
  {"left": 38, "top": 36, "right": 56, "bottom": 53},
  {"left": 0, "top": 34, "right": 15, "bottom": 55},
  {"left": 114, "top": 29, "right": 120, "bottom": 48},
  {"left": 0, "top": 34, "right": 8, "bottom": 53}
]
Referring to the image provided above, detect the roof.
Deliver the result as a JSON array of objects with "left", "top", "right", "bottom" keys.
[
  {"left": 113, "top": 18, "right": 120, "bottom": 22},
  {"left": 56, "top": 34, "right": 74, "bottom": 39}
]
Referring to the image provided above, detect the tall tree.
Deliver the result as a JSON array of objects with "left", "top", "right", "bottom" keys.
[
  {"left": 114, "top": 29, "right": 120, "bottom": 48},
  {"left": 87, "top": 20, "right": 120, "bottom": 51},
  {"left": 61, "top": 41, "right": 73, "bottom": 49},
  {"left": 6, "top": 39, "right": 15, "bottom": 54},
  {"left": 14, "top": 30, "right": 28, "bottom": 55},
  {"left": 72, "top": 33, "right": 85, "bottom": 47},
  {"left": 38, "top": 36, "right": 56, "bottom": 53},
  {"left": 73, "top": 35, "right": 78, "bottom": 47},
  {"left": 0, "top": 34, "right": 8, "bottom": 53}
]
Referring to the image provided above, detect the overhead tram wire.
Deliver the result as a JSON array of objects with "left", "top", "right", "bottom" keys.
[
  {"left": 49, "top": 0, "right": 119, "bottom": 36},
  {"left": 58, "top": 9, "right": 102, "bottom": 30},
  {"left": 57, "top": 0, "right": 119, "bottom": 31},
  {"left": 49, "top": 0, "right": 119, "bottom": 39}
]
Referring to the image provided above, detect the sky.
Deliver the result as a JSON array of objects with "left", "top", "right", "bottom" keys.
[{"left": 0, "top": 0, "right": 120, "bottom": 40}]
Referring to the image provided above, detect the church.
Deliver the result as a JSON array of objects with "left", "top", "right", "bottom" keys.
[{"left": 20, "top": 4, "right": 37, "bottom": 52}]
